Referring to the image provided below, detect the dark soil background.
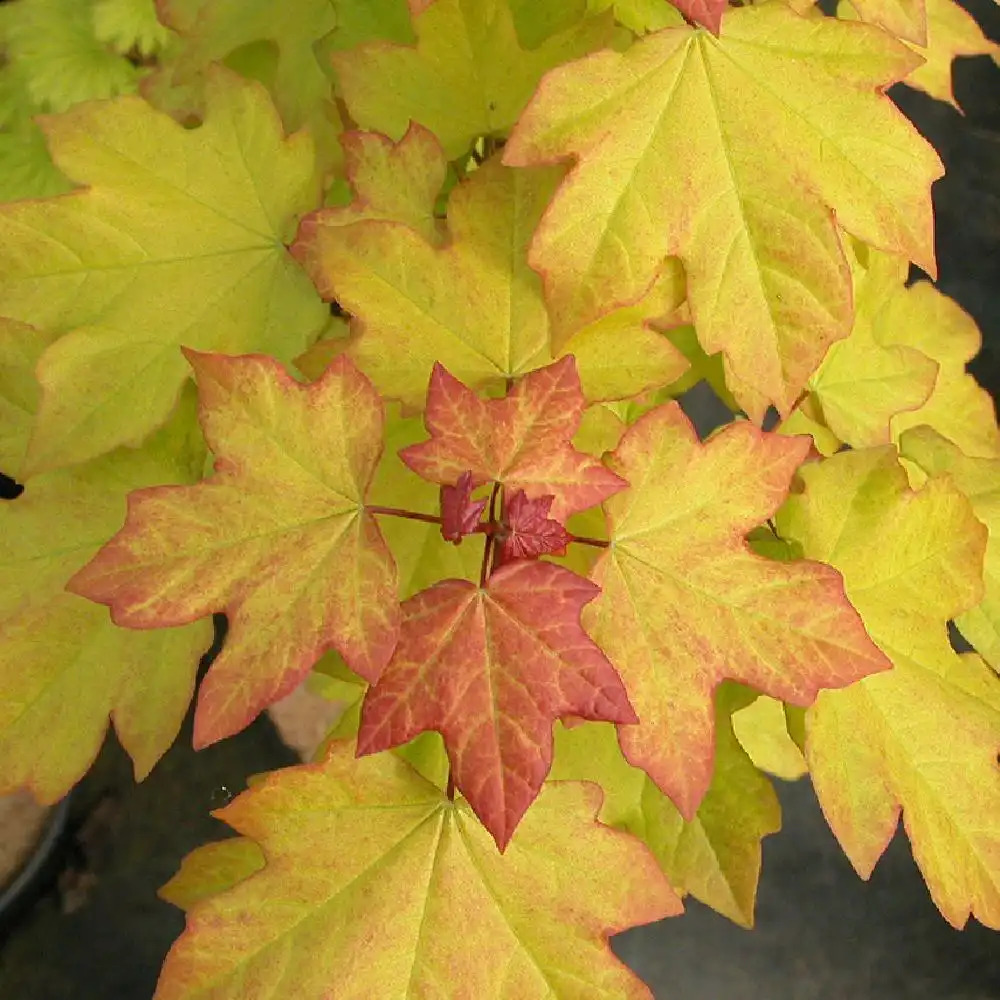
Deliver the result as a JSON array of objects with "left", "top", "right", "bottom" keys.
[{"left": 1, "top": 5, "right": 999, "bottom": 997}]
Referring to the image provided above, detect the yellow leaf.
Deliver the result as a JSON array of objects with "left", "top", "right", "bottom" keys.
[
  {"left": 505, "top": 4, "right": 942, "bottom": 417},
  {"left": 778, "top": 445, "right": 1000, "bottom": 928},
  {"left": 294, "top": 153, "right": 689, "bottom": 407},
  {"left": 154, "top": 744, "right": 681, "bottom": 999},
  {"left": 0, "top": 68, "right": 327, "bottom": 475},
  {"left": 900, "top": 426, "right": 1000, "bottom": 673}
]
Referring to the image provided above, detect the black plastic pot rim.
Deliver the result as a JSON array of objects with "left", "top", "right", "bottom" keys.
[{"left": 0, "top": 794, "right": 71, "bottom": 935}]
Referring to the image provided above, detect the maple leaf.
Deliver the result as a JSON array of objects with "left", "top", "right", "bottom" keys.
[
  {"left": 292, "top": 147, "right": 688, "bottom": 409},
  {"left": 68, "top": 351, "right": 399, "bottom": 749},
  {"left": 328, "top": 0, "right": 612, "bottom": 159},
  {"left": 731, "top": 695, "right": 808, "bottom": 781},
  {"left": 497, "top": 490, "right": 572, "bottom": 564},
  {"left": 0, "top": 359, "right": 211, "bottom": 801},
  {"left": 504, "top": 3, "right": 942, "bottom": 417},
  {"left": 880, "top": 278, "right": 1000, "bottom": 458},
  {"left": 400, "top": 358, "right": 626, "bottom": 522},
  {"left": 159, "top": 837, "right": 265, "bottom": 911},
  {"left": 150, "top": 0, "right": 343, "bottom": 172},
  {"left": 777, "top": 446, "right": 1000, "bottom": 929},
  {"left": 901, "top": 0, "right": 999, "bottom": 107},
  {"left": 840, "top": 0, "right": 999, "bottom": 103},
  {"left": 2, "top": 0, "right": 142, "bottom": 113},
  {"left": 586, "top": 401, "right": 891, "bottom": 819},
  {"left": 357, "top": 559, "right": 637, "bottom": 849},
  {"left": 550, "top": 683, "right": 782, "bottom": 927},
  {"left": 900, "top": 427, "right": 1000, "bottom": 673},
  {"left": 440, "top": 470, "right": 488, "bottom": 543},
  {"left": 154, "top": 744, "right": 680, "bottom": 999},
  {"left": 0, "top": 68, "right": 326, "bottom": 475},
  {"left": 807, "top": 243, "right": 938, "bottom": 447},
  {"left": 327, "top": 123, "right": 447, "bottom": 244}
]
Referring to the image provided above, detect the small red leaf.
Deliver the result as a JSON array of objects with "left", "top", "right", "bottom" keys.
[
  {"left": 498, "top": 490, "right": 571, "bottom": 564},
  {"left": 440, "top": 470, "right": 487, "bottom": 543},
  {"left": 356, "top": 560, "right": 637, "bottom": 850},
  {"left": 400, "top": 358, "right": 626, "bottom": 521}
]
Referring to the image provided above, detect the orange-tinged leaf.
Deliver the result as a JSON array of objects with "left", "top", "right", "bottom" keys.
[
  {"left": 0, "top": 384, "right": 211, "bottom": 801},
  {"left": 0, "top": 68, "right": 326, "bottom": 475},
  {"left": 68, "top": 351, "right": 399, "bottom": 749},
  {"left": 586, "top": 402, "right": 890, "bottom": 818},
  {"left": 778, "top": 446, "right": 1000, "bottom": 928},
  {"left": 440, "top": 470, "right": 488, "bottom": 542},
  {"left": 400, "top": 358, "right": 626, "bottom": 521},
  {"left": 293, "top": 149, "right": 689, "bottom": 408},
  {"left": 671, "top": 0, "right": 726, "bottom": 33},
  {"left": 497, "top": 490, "right": 572, "bottom": 564},
  {"left": 358, "top": 560, "right": 637, "bottom": 849},
  {"left": 329, "top": 0, "right": 612, "bottom": 159},
  {"left": 154, "top": 744, "right": 680, "bottom": 999},
  {"left": 331, "top": 123, "right": 447, "bottom": 244},
  {"left": 504, "top": 3, "right": 942, "bottom": 416}
]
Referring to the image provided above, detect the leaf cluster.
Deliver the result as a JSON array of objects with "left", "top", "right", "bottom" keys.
[{"left": 1, "top": 0, "right": 998, "bottom": 995}]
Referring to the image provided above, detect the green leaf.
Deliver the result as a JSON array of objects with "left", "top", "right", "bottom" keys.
[
  {"left": 330, "top": 0, "right": 613, "bottom": 158},
  {"left": 0, "top": 68, "right": 326, "bottom": 475}
]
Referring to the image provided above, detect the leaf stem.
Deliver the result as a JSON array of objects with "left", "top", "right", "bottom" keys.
[
  {"left": 445, "top": 768, "right": 455, "bottom": 801},
  {"left": 479, "top": 481, "right": 503, "bottom": 587},
  {"left": 367, "top": 505, "right": 441, "bottom": 525},
  {"left": 568, "top": 533, "right": 609, "bottom": 549}
]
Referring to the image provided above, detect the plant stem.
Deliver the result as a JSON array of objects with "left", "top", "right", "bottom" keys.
[
  {"left": 568, "top": 533, "right": 609, "bottom": 549},
  {"left": 479, "top": 481, "right": 502, "bottom": 587},
  {"left": 445, "top": 769, "right": 455, "bottom": 801},
  {"left": 367, "top": 505, "right": 441, "bottom": 525}
]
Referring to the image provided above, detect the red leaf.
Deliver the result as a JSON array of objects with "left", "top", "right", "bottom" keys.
[
  {"left": 498, "top": 490, "right": 571, "bottom": 564},
  {"left": 356, "top": 560, "right": 637, "bottom": 850},
  {"left": 672, "top": 0, "right": 726, "bottom": 33},
  {"left": 439, "top": 470, "right": 487, "bottom": 542},
  {"left": 400, "top": 358, "right": 626, "bottom": 521}
]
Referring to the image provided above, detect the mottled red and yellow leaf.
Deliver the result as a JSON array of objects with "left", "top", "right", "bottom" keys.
[
  {"left": 68, "top": 351, "right": 398, "bottom": 749},
  {"left": 400, "top": 358, "right": 626, "bottom": 521},
  {"left": 358, "top": 560, "right": 637, "bottom": 849},
  {"left": 586, "top": 402, "right": 890, "bottom": 818}
]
